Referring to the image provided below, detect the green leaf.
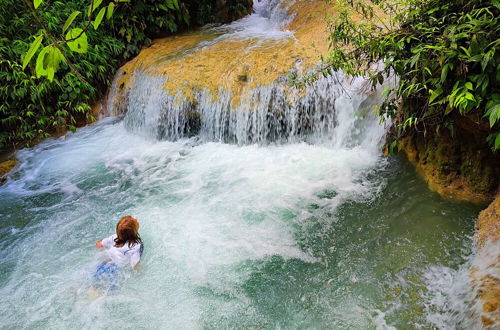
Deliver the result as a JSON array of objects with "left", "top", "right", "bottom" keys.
[
  {"left": 44, "top": 47, "right": 65, "bottom": 69},
  {"left": 36, "top": 46, "right": 65, "bottom": 81},
  {"left": 440, "top": 63, "right": 451, "bottom": 83},
  {"left": 381, "top": 87, "right": 392, "bottom": 98},
  {"left": 429, "top": 87, "right": 443, "bottom": 104},
  {"left": 92, "top": 0, "right": 103, "bottom": 11},
  {"left": 495, "top": 133, "right": 500, "bottom": 151},
  {"left": 481, "top": 49, "right": 493, "bottom": 71},
  {"left": 465, "top": 82, "right": 473, "bottom": 90},
  {"left": 106, "top": 2, "right": 115, "bottom": 19},
  {"left": 166, "top": 0, "right": 178, "bottom": 10},
  {"left": 469, "top": 54, "right": 482, "bottom": 62},
  {"left": 464, "top": 92, "right": 475, "bottom": 101},
  {"left": 22, "top": 34, "right": 43, "bottom": 69},
  {"left": 46, "top": 66, "right": 55, "bottom": 82},
  {"left": 63, "top": 11, "right": 81, "bottom": 33},
  {"left": 389, "top": 141, "right": 397, "bottom": 154},
  {"left": 486, "top": 104, "right": 500, "bottom": 127},
  {"left": 66, "top": 28, "right": 88, "bottom": 53},
  {"left": 410, "top": 52, "right": 420, "bottom": 68},
  {"left": 93, "top": 7, "right": 106, "bottom": 30},
  {"left": 34, "top": 0, "right": 43, "bottom": 9},
  {"left": 35, "top": 46, "right": 49, "bottom": 78}
]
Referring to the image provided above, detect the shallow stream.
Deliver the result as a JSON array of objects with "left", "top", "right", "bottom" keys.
[
  {"left": 0, "top": 104, "right": 482, "bottom": 329},
  {"left": 0, "top": 0, "right": 485, "bottom": 328}
]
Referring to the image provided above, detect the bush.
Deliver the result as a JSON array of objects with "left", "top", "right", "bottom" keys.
[
  {"left": 325, "top": 0, "right": 500, "bottom": 150},
  {"left": 0, "top": 0, "right": 251, "bottom": 149}
]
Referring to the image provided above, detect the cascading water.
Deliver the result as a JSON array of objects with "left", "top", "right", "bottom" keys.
[
  {"left": 213, "top": 0, "right": 295, "bottom": 40},
  {"left": 0, "top": 0, "right": 486, "bottom": 328},
  {"left": 123, "top": 71, "right": 379, "bottom": 146}
]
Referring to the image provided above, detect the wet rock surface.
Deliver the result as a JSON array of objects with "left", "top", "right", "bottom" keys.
[
  {"left": 472, "top": 197, "right": 500, "bottom": 327},
  {"left": 105, "top": 0, "right": 336, "bottom": 116},
  {"left": 0, "top": 159, "right": 16, "bottom": 185},
  {"left": 397, "top": 120, "right": 499, "bottom": 204}
]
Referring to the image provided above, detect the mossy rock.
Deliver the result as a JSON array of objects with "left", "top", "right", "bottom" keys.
[
  {"left": 0, "top": 159, "right": 16, "bottom": 176},
  {"left": 396, "top": 122, "right": 499, "bottom": 202},
  {"left": 0, "top": 159, "right": 16, "bottom": 185}
]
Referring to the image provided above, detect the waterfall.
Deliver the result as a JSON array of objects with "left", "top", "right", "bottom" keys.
[
  {"left": 214, "top": 0, "right": 296, "bottom": 40},
  {"left": 105, "top": 0, "right": 386, "bottom": 146},
  {"left": 122, "top": 71, "right": 385, "bottom": 147},
  {"left": 107, "top": 0, "right": 387, "bottom": 146}
]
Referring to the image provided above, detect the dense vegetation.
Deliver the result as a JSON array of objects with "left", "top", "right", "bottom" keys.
[
  {"left": 0, "top": 0, "right": 251, "bottom": 149},
  {"left": 326, "top": 0, "right": 499, "bottom": 151}
]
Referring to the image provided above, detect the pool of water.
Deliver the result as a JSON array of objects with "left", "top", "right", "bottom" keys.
[{"left": 0, "top": 118, "right": 481, "bottom": 329}]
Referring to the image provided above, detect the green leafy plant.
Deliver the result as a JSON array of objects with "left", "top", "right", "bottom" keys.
[
  {"left": 0, "top": 0, "right": 183, "bottom": 149},
  {"left": 325, "top": 0, "right": 500, "bottom": 150},
  {"left": 21, "top": 0, "right": 129, "bottom": 82},
  {"left": 1, "top": 0, "right": 252, "bottom": 149}
]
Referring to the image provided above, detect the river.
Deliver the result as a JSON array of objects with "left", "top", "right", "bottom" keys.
[{"left": 0, "top": 0, "right": 483, "bottom": 328}]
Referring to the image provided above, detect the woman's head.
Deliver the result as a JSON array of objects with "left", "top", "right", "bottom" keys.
[{"left": 114, "top": 216, "right": 142, "bottom": 247}]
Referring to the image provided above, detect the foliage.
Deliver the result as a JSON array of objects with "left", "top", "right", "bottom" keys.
[
  {"left": 182, "top": 0, "right": 252, "bottom": 26},
  {"left": 325, "top": 0, "right": 500, "bottom": 150},
  {"left": 110, "top": 0, "right": 186, "bottom": 59},
  {"left": 1, "top": 0, "right": 251, "bottom": 149},
  {"left": 22, "top": 0, "right": 186, "bottom": 80},
  {"left": 225, "top": 0, "right": 253, "bottom": 22},
  {"left": 0, "top": 0, "right": 183, "bottom": 149}
]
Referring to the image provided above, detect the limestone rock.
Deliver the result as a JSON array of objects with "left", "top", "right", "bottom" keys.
[
  {"left": 473, "top": 197, "right": 500, "bottom": 327},
  {"left": 0, "top": 159, "right": 16, "bottom": 185}
]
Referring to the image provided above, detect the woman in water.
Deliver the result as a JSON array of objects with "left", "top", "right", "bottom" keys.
[{"left": 94, "top": 216, "right": 144, "bottom": 289}]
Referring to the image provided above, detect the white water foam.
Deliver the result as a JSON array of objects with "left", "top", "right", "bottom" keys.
[
  {"left": 213, "top": 0, "right": 296, "bottom": 40},
  {"left": 0, "top": 56, "right": 393, "bottom": 327},
  {"left": 420, "top": 240, "right": 500, "bottom": 329},
  {"left": 0, "top": 110, "right": 386, "bottom": 328}
]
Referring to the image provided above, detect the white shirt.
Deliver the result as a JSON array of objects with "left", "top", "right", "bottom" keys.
[{"left": 101, "top": 234, "right": 143, "bottom": 268}]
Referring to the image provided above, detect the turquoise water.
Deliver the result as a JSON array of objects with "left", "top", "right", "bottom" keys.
[
  {"left": 0, "top": 118, "right": 481, "bottom": 329},
  {"left": 0, "top": 1, "right": 484, "bottom": 327}
]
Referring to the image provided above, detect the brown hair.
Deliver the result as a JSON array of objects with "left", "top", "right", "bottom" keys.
[{"left": 114, "top": 216, "right": 142, "bottom": 248}]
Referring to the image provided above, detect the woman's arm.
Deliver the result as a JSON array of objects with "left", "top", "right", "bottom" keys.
[{"left": 96, "top": 235, "right": 113, "bottom": 248}]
